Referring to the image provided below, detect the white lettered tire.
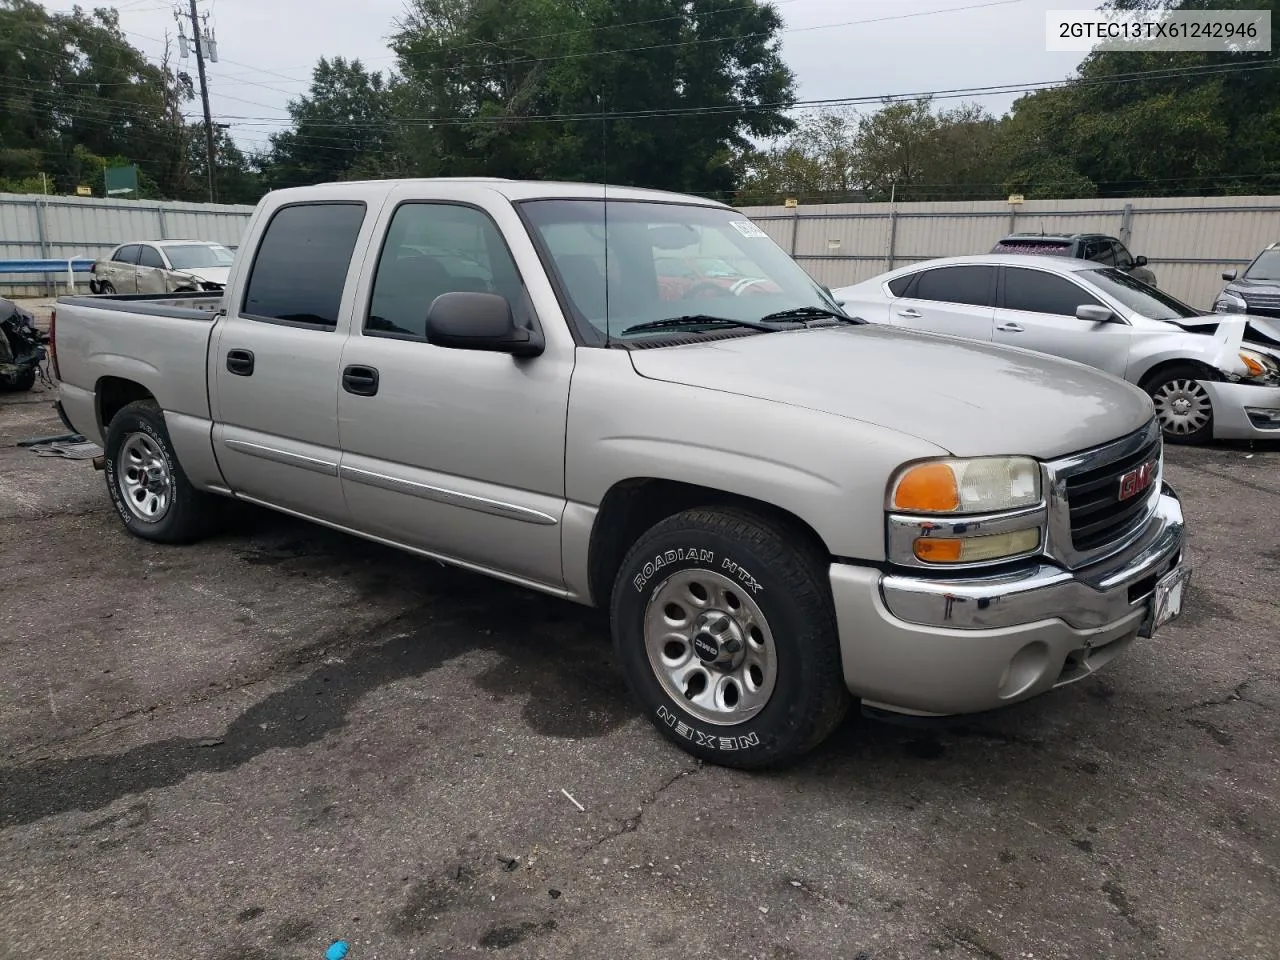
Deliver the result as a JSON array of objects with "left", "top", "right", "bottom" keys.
[
  {"left": 103, "top": 400, "right": 219, "bottom": 544},
  {"left": 611, "top": 507, "right": 850, "bottom": 769}
]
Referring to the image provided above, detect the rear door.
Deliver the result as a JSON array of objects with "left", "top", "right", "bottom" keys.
[
  {"left": 335, "top": 185, "right": 572, "bottom": 588},
  {"left": 210, "top": 193, "right": 384, "bottom": 523},
  {"left": 889, "top": 264, "right": 997, "bottom": 341},
  {"left": 105, "top": 244, "right": 141, "bottom": 293},
  {"left": 135, "top": 244, "right": 168, "bottom": 293},
  {"left": 993, "top": 266, "right": 1132, "bottom": 377}
]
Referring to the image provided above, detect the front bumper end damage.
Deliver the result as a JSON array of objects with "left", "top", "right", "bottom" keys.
[
  {"left": 829, "top": 484, "right": 1188, "bottom": 717},
  {"left": 1203, "top": 381, "right": 1280, "bottom": 439}
]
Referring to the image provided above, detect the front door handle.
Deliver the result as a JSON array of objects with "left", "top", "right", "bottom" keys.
[
  {"left": 996, "top": 322, "right": 1024, "bottom": 333},
  {"left": 342, "top": 365, "right": 379, "bottom": 397},
  {"left": 225, "top": 348, "right": 255, "bottom": 376},
  {"left": 897, "top": 308, "right": 923, "bottom": 319}
]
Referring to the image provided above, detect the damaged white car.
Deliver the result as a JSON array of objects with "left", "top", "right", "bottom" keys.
[{"left": 834, "top": 255, "right": 1280, "bottom": 445}]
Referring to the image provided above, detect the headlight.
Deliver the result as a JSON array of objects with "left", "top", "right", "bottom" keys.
[
  {"left": 1214, "top": 291, "right": 1247, "bottom": 313},
  {"left": 1239, "top": 348, "right": 1280, "bottom": 381},
  {"left": 889, "top": 457, "right": 1041, "bottom": 515}
]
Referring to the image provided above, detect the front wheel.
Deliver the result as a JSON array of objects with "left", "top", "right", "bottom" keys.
[
  {"left": 1146, "top": 365, "right": 1214, "bottom": 445},
  {"left": 611, "top": 507, "right": 851, "bottom": 769},
  {"left": 103, "top": 400, "right": 219, "bottom": 543}
]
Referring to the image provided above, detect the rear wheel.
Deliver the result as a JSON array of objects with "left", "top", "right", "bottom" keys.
[
  {"left": 98, "top": 280, "right": 116, "bottom": 295},
  {"left": 103, "top": 400, "right": 219, "bottom": 543},
  {"left": 611, "top": 507, "right": 850, "bottom": 769},
  {"left": 1145, "top": 364, "right": 1214, "bottom": 445}
]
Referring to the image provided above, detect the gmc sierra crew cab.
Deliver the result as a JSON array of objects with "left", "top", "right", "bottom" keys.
[{"left": 50, "top": 178, "right": 1190, "bottom": 768}]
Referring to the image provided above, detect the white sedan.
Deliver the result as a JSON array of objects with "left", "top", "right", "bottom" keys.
[{"left": 833, "top": 254, "right": 1280, "bottom": 445}]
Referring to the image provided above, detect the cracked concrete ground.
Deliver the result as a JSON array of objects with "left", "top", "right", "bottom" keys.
[{"left": 1, "top": 376, "right": 1278, "bottom": 960}]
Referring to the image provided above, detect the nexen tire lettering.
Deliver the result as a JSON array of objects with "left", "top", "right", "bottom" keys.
[
  {"left": 632, "top": 547, "right": 716, "bottom": 591},
  {"left": 655, "top": 705, "right": 761, "bottom": 750}
]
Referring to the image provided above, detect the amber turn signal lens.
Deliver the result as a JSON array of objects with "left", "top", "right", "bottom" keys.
[
  {"left": 913, "top": 529, "right": 1040, "bottom": 564},
  {"left": 912, "top": 538, "right": 963, "bottom": 563},
  {"left": 1240, "top": 352, "right": 1266, "bottom": 378},
  {"left": 892, "top": 463, "right": 960, "bottom": 512}
]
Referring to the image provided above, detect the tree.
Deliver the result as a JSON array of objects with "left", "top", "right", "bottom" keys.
[
  {"left": 993, "top": 0, "right": 1279, "bottom": 197},
  {"left": 739, "top": 110, "right": 859, "bottom": 203},
  {"left": 390, "top": 0, "right": 795, "bottom": 195},
  {"left": 262, "top": 57, "right": 397, "bottom": 189},
  {"left": 0, "top": 0, "right": 189, "bottom": 196}
]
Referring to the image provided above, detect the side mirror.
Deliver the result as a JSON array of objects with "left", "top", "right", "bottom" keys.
[
  {"left": 1076, "top": 304, "right": 1117, "bottom": 324},
  {"left": 1222, "top": 269, "right": 1238, "bottom": 282},
  {"left": 425, "top": 292, "right": 544, "bottom": 358},
  {"left": 1133, "top": 255, "right": 1148, "bottom": 268}
]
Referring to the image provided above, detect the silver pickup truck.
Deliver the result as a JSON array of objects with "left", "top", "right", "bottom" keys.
[{"left": 50, "top": 178, "right": 1190, "bottom": 768}]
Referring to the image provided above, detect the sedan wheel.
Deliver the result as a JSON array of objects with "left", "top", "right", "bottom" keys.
[{"left": 1149, "top": 372, "right": 1213, "bottom": 445}]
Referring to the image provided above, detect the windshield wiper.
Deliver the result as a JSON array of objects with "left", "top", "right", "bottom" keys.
[
  {"left": 760, "top": 306, "right": 861, "bottom": 325},
  {"left": 620, "top": 315, "right": 783, "bottom": 336}
]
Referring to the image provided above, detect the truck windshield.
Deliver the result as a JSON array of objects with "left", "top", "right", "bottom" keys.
[
  {"left": 164, "top": 244, "right": 234, "bottom": 269},
  {"left": 518, "top": 199, "right": 844, "bottom": 344},
  {"left": 1079, "top": 267, "right": 1202, "bottom": 320}
]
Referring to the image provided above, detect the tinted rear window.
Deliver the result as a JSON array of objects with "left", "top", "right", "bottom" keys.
[
  {"left": 887, "top": 274, "right": 913, "bottom": 296},
  {"left": 912, "top": 265, "right": 995, "bottom": 307},
  {"left": 241, "top": 202, "right": 366, "bottom": 328}
]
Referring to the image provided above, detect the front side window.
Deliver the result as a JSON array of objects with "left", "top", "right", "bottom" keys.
[
  {"left": 165, "top": 243, "right": 234, "bottom": 269},
  {"left": 366, "top": 203, "right": 525, "bottom": 339},
  {"left": 1084, "top": 240, "right": 1116, "bottom": 265},
  {"left": 241, "top": 202, "right": 366, "bottom": 328},
  {"left": 137, "top": 246, "right": 165, "bottom": 268},
  {"left": 1003, "top": 267, "right": 1105, "bottom": 316},
  {"left": 519, "top": 199, "right": 841, "bottom": 344},
  {"left": 911, "top": 265, "right": 995, "bottom": 307},
  {"left": 1111, "top": 241, "right": 1134, "bottom": 269}
]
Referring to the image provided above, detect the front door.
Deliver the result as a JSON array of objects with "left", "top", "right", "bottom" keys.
[
  {"left": 890, "top": 264, "right": 997, "bottom": 341},
  {"left": 336, "top": 192, "right": 572, "bottom": 589},
  {"left": 993, "top": 266, "right": 1132, "bottom": 377},
  {"left": 210, "top": 199, "right": 375, "bottom": 523}
]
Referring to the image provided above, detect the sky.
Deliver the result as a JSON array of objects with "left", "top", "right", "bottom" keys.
[{"left": 39, "top": 0, "right": 1099, "bottom": 153}]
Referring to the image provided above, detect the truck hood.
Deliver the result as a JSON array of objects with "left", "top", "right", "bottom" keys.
[
  {"left": 627, "top": 325, "right": 1154, "bottom": 459},
  {"left": 173, "top": 266, "right": 230, "bottom": 287}
]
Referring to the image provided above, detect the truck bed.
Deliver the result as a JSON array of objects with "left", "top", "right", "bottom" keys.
[{"left": 53, "top": 292, "right": 224, "bottom": 445}]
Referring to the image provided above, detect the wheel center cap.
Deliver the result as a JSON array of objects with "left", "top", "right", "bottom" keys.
[{"left": 691, "top": 611, "right": 745, "bottom": 670}]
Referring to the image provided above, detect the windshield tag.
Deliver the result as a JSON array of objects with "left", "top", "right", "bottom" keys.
[{"left": 729, "top": 220, "right": 767, "bottom": 239}]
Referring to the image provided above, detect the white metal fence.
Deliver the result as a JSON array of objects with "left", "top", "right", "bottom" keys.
[
  {"left": 3, "top": 190, "right": 1278, "bottom": 309},
  {"left": 738, "top": 195, "right": 1280, "bottom": 311},
  {"left": 0, "top": 192, "right": 254, "bottom": 296}
]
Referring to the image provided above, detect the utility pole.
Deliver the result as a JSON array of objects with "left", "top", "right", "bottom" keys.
[{"left": 187, "top": 0, "right": 217, "bottom": 203}]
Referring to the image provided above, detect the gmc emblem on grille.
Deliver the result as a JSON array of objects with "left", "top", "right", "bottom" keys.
[{"left": 1117, "top": 460, "right": 1157, "bottom": 501}]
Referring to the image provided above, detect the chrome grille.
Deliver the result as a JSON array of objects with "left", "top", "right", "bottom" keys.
[
  {"left": 1044, "top": 420, "right": 1163, "bottom": 570},
  {"left": 1064, "top": 432, "right": 1162, "bottom": 551},
  {"left": 1242, "top": 290, "right": 1280, "bottom": 309}
]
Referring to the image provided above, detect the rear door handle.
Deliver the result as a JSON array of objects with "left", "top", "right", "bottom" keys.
[
  {"left": 897, "top": 308, "right": 923, "bottom": 319},
  {"left": 996, "top": 322, "right": 1024, "bottom": 333},
  {"left": 225, "top": 348, "right": 255, "bottom": 376},
  {"left": 342, "top": 365, "right": 379, "bottom": 397}
]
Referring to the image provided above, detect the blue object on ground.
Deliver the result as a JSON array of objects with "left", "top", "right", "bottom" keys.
[{"left": 325, "top": 941, "right": 349, "bottom": 960}]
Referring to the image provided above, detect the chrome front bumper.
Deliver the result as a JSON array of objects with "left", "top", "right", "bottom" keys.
[
  {"left": 880, "top": 483, "right": 1184, "bottom": 632},
  {"left": 829, "top": 484, "right": 1187, "bottom": 717}
]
